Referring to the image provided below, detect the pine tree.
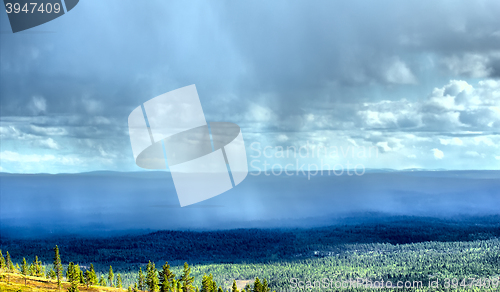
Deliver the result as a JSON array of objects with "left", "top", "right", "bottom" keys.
[
  {"left": 159, "top": 261, "right": 176, "bottom": 292},
  {"left": 261, "top": 279, "right": 269, "bottom": 292},
  {"left": 84, "top": 270, "right": 92, "bottom": 288},
  {"left": 34, "top": 256, "right": 43, "bottom": 277},
  {"left": 29, "top": 262, "right": 36, "bottom": 276},
  {"left": 89, "top": 264, "right": 98, "bottom": 286},
  {"left": 201, "top": 274, "right": 213, "bottom": 292},
  {"left": 0, "top": 250, "right": 6, "bottom": 271},
  {"left": 79, "top": 269, "right": 84, "bottom": 284},
  {"left": 116, "top": 273, "right": 123, "bottom": 288},
  {"left": 253, "top": 278, "right": 262, "bottom": 292},
  {"left": 53, "top": 245, "right": 63, "bottom": 291},
  {"left": 21, "top": 258, "right": 29, "bottom": 286},
  {"left": 171, "top": 279, "right": 178, "bottom": 292},
  {"left": 67, "top": 262, "right": 79, "bottom": 292},
  {"left": 6, "top": 251, "right": 14, "bottom": 271},
  {"left": 47, "top": 268, "right": 56, "bottom": 280},
  {"left": 29, "top": 256, "right": 44, "bottom": 277},
  {"left": 146, "top": 261, "right": 159, "bottom": 292},
  {"left": 138, "top": 267, "right": 146, "bottom": 291},
  {"left": 179, "top": 262, "right": 194, "bottom": 292},
  {"left": 108, "top": 265, "right": 115, "bottom": 287},
  {"left": 232, "top": 280, "right": 239, "bottom": 292},
  {"left": 99, "top": 275, "right": 107, "bottom": 286}
]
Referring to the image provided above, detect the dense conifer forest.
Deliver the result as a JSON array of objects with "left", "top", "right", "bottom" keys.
[{"left": 1, "top": 216, "right": 500, "bottom": 291}]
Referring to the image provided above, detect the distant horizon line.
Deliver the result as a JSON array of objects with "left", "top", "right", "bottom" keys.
[{"left": 1, "top": 168, "right": 500, "bottom": 175}]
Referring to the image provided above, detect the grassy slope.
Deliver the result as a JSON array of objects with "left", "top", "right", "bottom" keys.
[{"left": 0, "top": 273, "right": 122, "bottom": 292}]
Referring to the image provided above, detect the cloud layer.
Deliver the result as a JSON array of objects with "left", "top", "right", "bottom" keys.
[{"left": 1, "top": 0, "right": 500, "bottom": 173}]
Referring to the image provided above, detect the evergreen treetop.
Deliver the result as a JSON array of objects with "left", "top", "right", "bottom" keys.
[
  {"left": 108, "top": 265, "right": 115, "bottom": 287},
  {"left": 53, "top": 245, "right": 63, "bottom": 290},
  {"left": 0, "top": 250, "right": 6, "bottom": 270}
]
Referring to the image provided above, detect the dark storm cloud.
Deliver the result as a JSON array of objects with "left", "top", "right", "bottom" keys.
[{"left": 1, "top": 0, "right": 500, "bottom": 172}]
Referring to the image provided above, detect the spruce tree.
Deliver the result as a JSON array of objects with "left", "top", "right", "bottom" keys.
[
  {"left": 0, "top": 250, "right": 6, "bottom": 271},
  {"left": 232, "top": 280, "right": 239, "bottom": 292},
  {"left": 48, "top": 268, "right": 56, "bottom": 280},
  {"left": 99, "top": 275, "right": 107, "bottom": 286},
  {"left": 79, "top": 269, "right": 84, "bottom": 284},
  {"left": 84, "top": 270, "right": 91, "bottom": 288},
  {"left": 138, "top": 267, "right": 146, "bottom": 291},
  {"left": 35, "top": 256, "right": 43, "bottom": 277},
  {"left": 159, "top": 261, "right": 175, "bottom": 292},
  {"left": 146, "top": 261, "right": 159, "bottom": 292},
  {"left": 29, "top": 256, "right": 44, "bottom": 277},
  {"left": 6, "top": 251, "right": 14, "bottom": 271},
  {"left": 89, "top": 264, "right": 98, "bottom": 286},
  {"left": 180, "top": 262, "right": 194, "bottom": 292},
  {"left": 171, "top": 279, "right": 178, "bottom": 292},
  {"left": 253, "top": 278, "right": 262, "bottom": 292},
  {"left": 29, "top": 262, "right": 36, "bottom": 276},
  {"left": 116, "top": 273, "right": 123, "bottom": 288},
  {"left": 21, "top": 258, "right": 29, "bottom": 285},
  {"left": 262, "top": 279, "right": 269, "bottom": 292},
  {"left": 108, "top": 265, "right": 115, "bottom": 287},
  {"left": 53, "top": 245, "right": 63, "bottom": 291},
  {"left": 201, "top": 274, "right": 212, "bottom": 292},
  {"left": 67, "top": 262, "right": 79, "bottom": 292}
]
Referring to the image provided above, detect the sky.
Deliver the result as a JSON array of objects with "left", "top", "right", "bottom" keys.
[{"left": 1, "top": 0, "right": 500, "bottom": 173}]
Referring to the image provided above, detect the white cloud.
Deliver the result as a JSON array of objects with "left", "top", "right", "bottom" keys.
[
  {"left": 0, "top": 151, "right": 82, "bottom": 165},
  {"left": 0, "top": 151, "right": 55, "bottom": 163},
  {"left": 246, "top": 103, "right": 274, "bottom": 124},
  {"left": 28, "top": 96, "right": 47, "bottom": 115},
  {"left": 39, "top": 138, "right": 59, "bottom": 150},
  {"left": 442, "top": 53, "right": 499, "bottom": 78},
  {"left": 474, "top": 136, "right": 495, "bottom": 147},
  {"left": 385, "top": 59, "right": 417, "bottom": 84},
  {"left": 358, "top": 79, "right": 500, "bottom": 132},
  {"left": 277, "top": 134, "right": 289, "bottom": 142},
  {"left": 439, "top": 137, "right": 463, "bottom": 146},
  {"left": 30, "top": 125, "right": 68, "bottom": 136},
  {"left": 432, "top": 148, "right": 444, "bottom": 159}
]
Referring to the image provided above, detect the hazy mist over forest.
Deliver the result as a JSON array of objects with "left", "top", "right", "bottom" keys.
[{"left": 1, "top": 170, "right": 499, "bottom": 237}]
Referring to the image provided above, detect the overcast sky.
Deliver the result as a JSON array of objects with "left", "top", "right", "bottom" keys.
[{"left": 1, "top": 0, "right": 500, "bottom": 173}]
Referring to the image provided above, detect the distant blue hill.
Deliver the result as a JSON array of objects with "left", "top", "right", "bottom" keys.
[{"left": 1, "top": 170, "right": 499, "bottom": 237}]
